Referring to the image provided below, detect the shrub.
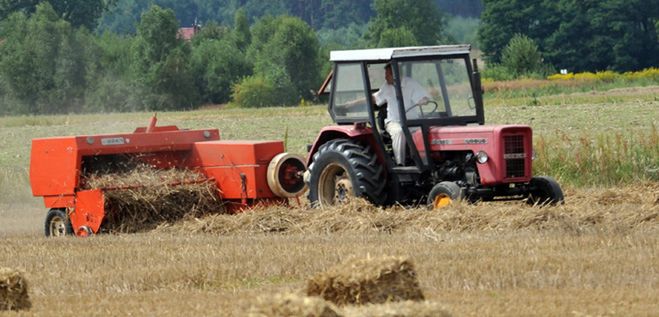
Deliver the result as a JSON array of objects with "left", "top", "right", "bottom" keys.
[
  {"left": 501, "top": 34, "right": 545, "bottom": 77},
  {"left": 482, "top": 64, "right": 515, "bottom": 81},
  {"left": 231, "top": 69, "right": 297, "bottom": 108}
]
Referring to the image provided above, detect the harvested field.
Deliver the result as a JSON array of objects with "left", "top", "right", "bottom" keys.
[
  {"left": 306, "top": 256, "right": 424, "bottom": 306},
  {"left": 157, "top": 183, "right": 659, "bottom": 236},
  {"left": 342, "top": 301, "right": 451, "bottom": 317},
  {"left": 84, "top": 166, "right": 226, "bottom": 233},
  {"left": 0, "top": 88, "right": 657, "bottom": 316},
  {"left": 248, "top": 293, "right": 341, "bottom": 317},
  {"left": 246, "top": 295, "right": 450, "bottom": 317},
  {"left": 0, "top": 268, "right": 31, "bottom": 311}
]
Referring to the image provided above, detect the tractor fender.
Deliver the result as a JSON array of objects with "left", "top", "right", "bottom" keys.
[{"left": 306, "top": 124, "right": 383, "bottom": 166}]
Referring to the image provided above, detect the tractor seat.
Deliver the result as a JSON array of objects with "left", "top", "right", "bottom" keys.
[{"left": 377, "top": 104, "right": 392, "bottom": 148}]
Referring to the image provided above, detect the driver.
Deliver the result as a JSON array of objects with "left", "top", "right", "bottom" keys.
[{"left": 374, "top": 63, "right": 431, "bottom": 165}]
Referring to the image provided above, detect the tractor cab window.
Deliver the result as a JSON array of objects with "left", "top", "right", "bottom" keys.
[
  {"left": 399, "top": 58, "right": 476, "bottom": 120},
  {"left": 398, "top": 58, "right": 476, "bottom": 165},
  {"left": 367, "top": 63, "right": 387, "bottom": 92},
  {"left": 331, "top": 63, "right": 369, "bottom": 122}
]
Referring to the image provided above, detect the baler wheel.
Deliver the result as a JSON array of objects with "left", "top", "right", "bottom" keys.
[
  {"left": 44, "top": 208, "right": 73, "bottom": 237},
  {"left": 308, "top": 139, "right": 386, "bottom": 207}
]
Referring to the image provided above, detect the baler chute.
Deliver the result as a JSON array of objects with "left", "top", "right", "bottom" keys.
[{"left": 30, "top": 116, "right": 307, "bottom": 237}]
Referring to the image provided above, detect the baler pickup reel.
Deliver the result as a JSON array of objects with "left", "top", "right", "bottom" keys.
[{"left": 30, "top": 116, "right": 307, "bottom": 237}]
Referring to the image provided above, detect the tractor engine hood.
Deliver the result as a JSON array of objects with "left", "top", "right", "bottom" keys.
[
  {"left": 424, "top": 125, "right": 531, "bottom": 150},
  {"left": 414, "top": 124, "right": 534, "bottom": 185}
]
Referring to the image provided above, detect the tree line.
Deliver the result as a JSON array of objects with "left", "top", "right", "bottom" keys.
[
  {"left": 479, "top": 0, "right": 659, "bottom": 74},
  {"left": 0, "top": 0, "right": 657, "bottom": 115},
  {"left": 0, "top": 0, "right": 453, "bottom": 114}
]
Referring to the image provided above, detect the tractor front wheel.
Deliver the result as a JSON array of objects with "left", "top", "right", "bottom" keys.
[
  {"left": 527, "top": 176, "right": 564, "bottom": 206},
  {"left": 427, "top": 181, "right": 463, "bottom": 209},
  {"left": 44, "top": 208, "right": 73, "bottom": 237},
  {"left": 308, "top": 139, "right": 386, "bottom": 207}
]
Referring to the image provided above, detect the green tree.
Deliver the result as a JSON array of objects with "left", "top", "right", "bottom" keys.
[
  {"left": 0, "top": 3, "right": 93, "bottom": 114},
  {"left": 435, "top": 0, "right": 483, "bottom": 17},
  {"left": 365, "top": 0, "right": 447, "bottom": 47},
  {"left": 83, "top": 32, "right": 136, "bottom": 112},
  {"left": 191, "top": 39, "right": 252, "bottom": 104},
  {"left": 191, "top": 21, "right": 229, "bottom": 44},
  {"left": 131, "top": 5, "right": 198, "bottom": 110},
  {"left": 478, "top": 0, "right": 559, "bottom": 64},
  {"left": 319, "top": 0, "right": 372, "bottom": 29},
  {"left": 377, "top": 26, "right": 418, "bottom": 47},
  {"left": 233, "top": 8, "right": 251, "bottom": 51},
  {"left": 232, "top": 66, "right": 297, "bottom": 108},
  {"left": 480, "top": 0, "right": 659, "bottom": 72},
  {"left": 0, "top": 0, "right": 112, "bottom": 29},
  {"left": 501, "top": 34, "right": 545, "bottom": 77},
  {"left": 249, "top": 15, "right": 320, "bottom": 103}
]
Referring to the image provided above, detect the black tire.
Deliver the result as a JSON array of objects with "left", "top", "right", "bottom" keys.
[
  {"left": 527, "top": 176, "right": 564, "bottom": 206},
  {"left": 427, "top": 181, "right": 463, "bottom": 209},
  {"left": 44, "top": 208, "right": 73, "bottom": 237},
  {"left": 308, "top": 139, "right": 386, "bottom": 207}
]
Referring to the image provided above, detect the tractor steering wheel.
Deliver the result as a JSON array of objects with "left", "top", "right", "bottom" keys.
[{"left": 406, "top": 100, "right": 439, "bottom": 117}]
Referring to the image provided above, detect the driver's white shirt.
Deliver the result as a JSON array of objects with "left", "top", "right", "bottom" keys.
[{"left": 373, "top": 77, "right": 429, "bottom": 124}]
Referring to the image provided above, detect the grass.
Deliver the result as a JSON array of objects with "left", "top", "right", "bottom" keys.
[
  {"left": 484, "top": 68, "right": 659, "bottom": 100},
  {"left": 534, "top": 126, "right": 659, "bottom": 186},
  {"left": 0, "top": 84, "right": 657, "bottom": 315}
]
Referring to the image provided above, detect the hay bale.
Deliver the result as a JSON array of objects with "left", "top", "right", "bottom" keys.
[
  {"left": 342, "top": 301, "right": 451, "bottom": 317},
  {"left": 248, "top": 293, "right": 342, "bottom": 317},
  {"left": 306, "top": 256, "right": 424, "bottom": 306},
  {"left": 84, "top": 165, "right": 226, "bottom": 233},
  {"left": 0, "top": 268, "right": 31, "bottom": 311}
]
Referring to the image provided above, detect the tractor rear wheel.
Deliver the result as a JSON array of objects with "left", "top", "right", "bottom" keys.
[
  {"left": 427, "top": 181, "right": 463, "bottom": 209},
  {"left": 527, "top": 176, "right": 564, "bottom": 206},
  {"left": 308, "top": 139, "right": 386, "bottom": 207},
  {"left": 44, "top": 208, "right": 73, "bottom": 237}
]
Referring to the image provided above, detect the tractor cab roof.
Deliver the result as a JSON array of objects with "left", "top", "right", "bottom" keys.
[
  {"left": 318, "top": 44, "right": 472, "bottom": 96},
  {"left": 329, "top": 44, "right": 471, "bottom": 62}
]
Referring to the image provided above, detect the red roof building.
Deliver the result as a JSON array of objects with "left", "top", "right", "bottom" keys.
[{"left": 177, "top": 26, "right": 200, "bottom": 41}]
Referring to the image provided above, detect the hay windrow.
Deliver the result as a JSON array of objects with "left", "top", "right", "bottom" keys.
[
  {"left": 83, "top": 165, "right": 226, "bottom": 233},
  {"left": 248, "top": 293, "right": 342, "bottom": 317},
  {"left": 306, "top": 256, "right": 425, "bottom": 306},
  {"left": 341, "top": 301, "right": 451, "bottom": 317},
  {"left": 156, "top": 184, "right": 659, "bottom": 236},
  {"left": 0, "top": 268, "right": 31, "bottom": 311}
]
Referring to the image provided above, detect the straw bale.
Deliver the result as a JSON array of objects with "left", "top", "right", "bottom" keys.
[
  {"left": 248, "top": 293, "right": 342, "bottom": 317},
  {"left": 0, "top": 268, "right": 31, "bottom": 311},
  {"left": 342, "top": 301, "right": 451, "bottom": 317},
  {"left": 84, "top": 165, "right": 226, "bottom": 233},
  {"left": 306, "top": 256, "right": 424, "bottom": 306}
]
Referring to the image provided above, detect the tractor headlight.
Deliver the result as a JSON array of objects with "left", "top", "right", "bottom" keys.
[{"left": 476, "top": 151, "right": 489, "bottom": 164}]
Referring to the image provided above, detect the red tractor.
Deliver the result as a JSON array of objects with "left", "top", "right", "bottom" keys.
[{"left": 306, "top": 45, "right": 564, "bottom": 208}]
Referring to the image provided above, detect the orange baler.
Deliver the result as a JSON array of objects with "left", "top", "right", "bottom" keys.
[{"left": 30, "top": 117, "right": 306, "bottom": 237}]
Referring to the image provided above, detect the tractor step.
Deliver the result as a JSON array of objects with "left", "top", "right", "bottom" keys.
[{"left": 392, "top": 166, "right": 421, "bottom": 174}]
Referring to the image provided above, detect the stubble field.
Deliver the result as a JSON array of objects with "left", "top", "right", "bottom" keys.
[{"left": 0, "top": 86, "right": 658, "bottom": 316}]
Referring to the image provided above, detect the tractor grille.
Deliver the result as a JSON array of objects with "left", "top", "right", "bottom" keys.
[{"left": 503, "top": 135, "right": 526, "bottom": 178}]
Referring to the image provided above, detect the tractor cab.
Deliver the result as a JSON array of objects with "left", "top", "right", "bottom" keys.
[
  {"left": 308, "top": 45, "right": 563, "bottom": 208},
  {"left": 317, "top": 45, "right": 483, "bottom": 171}
]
